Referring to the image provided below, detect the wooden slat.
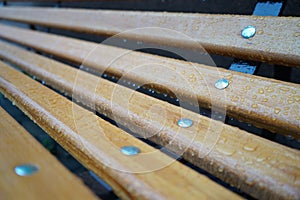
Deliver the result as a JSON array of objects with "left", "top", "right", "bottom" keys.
[
  {"left": 0, "top": 107, "right": 99, "bottom": 200},
  {"left": 0, "top": 7, "right": 299, "bottom": 67},
  {"left": 0, "top": 62, "right": 242, "bottom": 200},
  {"left": 0, "top": 25, "right": 299, "bottom": 137},
  {"left": 1, "top": 42, "right": 300, "bottom": 200}
]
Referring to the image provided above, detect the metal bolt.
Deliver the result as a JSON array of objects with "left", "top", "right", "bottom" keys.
[
  {"left": 14, "top": 164, "right": 39, "bottom": 176},
  {"left": 215, "top": 78, "right": 229, "bottom": 90},
  {"left": 241, "top": 26, "right": 256, "bottom": 39},
  {"left": 177, "top": 118, "right": 193, "bottom": 128},
  {"left": 121, "top": 146, "right": 140, "bottom": 156}
]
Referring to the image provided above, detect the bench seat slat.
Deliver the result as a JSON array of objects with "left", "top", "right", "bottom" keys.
[
  {"left": 1, "top": 42, "right": 300, "bottom": 199},
  {"left": 0, "top": 107, "right": 99, "bottom": 200},
  {"left": 0, "top": 25, "right": 299, "bottom": 137},
  {"left": 0, "top": 7, "right": 299, "bottom": 67},
  {"left": 0, "top": 61, "right": 242, "bottom": 200}
]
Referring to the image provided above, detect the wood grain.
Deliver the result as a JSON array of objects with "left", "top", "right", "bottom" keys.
[
  {"left": 0, "top": 7, "right": 299, "bottom": 67},
  {"left": 0, "top": 107, "right": 99, "bottom": 200},
  {"left": 0, "top": 27, "right": 299, "bottom": 136},
  {"left": 0, "top": 62, "right": 242, "bottom": 200},
  {"left": 0, "top": 45, "right": 300, "bottom": 199}
]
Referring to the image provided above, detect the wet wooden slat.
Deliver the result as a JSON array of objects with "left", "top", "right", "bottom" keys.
[
  {"left": 0, "top": 25, "right": 299, "bottom": 137},
  {"left": 0, "top": 61, "right": 242, "bottom": 200},
  {"left": 0, "top": 107, "right": 99, "bottom": 200},
  {"left": 0, "top": 43, "right": 300, "bottom": 199},
  {"left": 0, "top": 7, "right": 299, "bottom": 67}
]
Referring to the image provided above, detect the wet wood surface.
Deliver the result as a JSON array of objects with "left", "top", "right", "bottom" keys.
[
  {"left": 0, "top": 61, "right": 242, "bottom": 200},
  {"left": 0, "top": 7, "right": 299, "bottom": 67},
  {"left": 0, "top": 107, "right": 99, "bottom": 200},
  {"left": 0, "top": 45, "right": 299, "bottom": 199},
  {"left": 0, "top": 27, "right": 299, "bottom": 137}
]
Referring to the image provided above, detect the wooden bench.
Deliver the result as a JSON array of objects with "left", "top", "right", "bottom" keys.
[
  {"left": 0, "top": 2, "right": 299, "bottom": 200},
  {"left": 0, "top": 107, "right": 98, "bottom": 200}
]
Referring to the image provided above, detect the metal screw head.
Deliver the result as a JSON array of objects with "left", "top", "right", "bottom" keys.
[
  {"left": 14, "top": 164, "right": 39, "bottom": 176},
  {"left": 215, "top": 78, "right": 229, "bottom": 90},
  {"left": 241, "top": 26, "right": 256, "bottom": 39},
  {"left": 177, "top": 118, "right": 193, "bottom": 128},
  {"left": 121, "top": 146, "right": 140, "bottom": 156}
]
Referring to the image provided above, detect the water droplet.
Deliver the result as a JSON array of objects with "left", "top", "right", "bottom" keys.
[
  {"left": 14, "top": 164, "right": 39, "bottom": 176},
  {"left": 218, "top": 166, "right": 224, "bottom": 173},
  {"left": 265, "top": 87, "right": 274, "bottom": 92},
  {"left": 257, "top": 30, "right": 264, "bottom": 35},
  {"left": 216, "top": 146, "right": 236, "bottom": 156},
  {"left": 256, "top": 157, "right": 265, "bottom": 162},
  {"left": 294, "top": 32, "right": 300, "bottom": 37},
  {"left": 243, "top": 143, "right": 257, "bottom": 152},
  {"left": 274, "top": 108, "right": 281, "bottom": 114},
  {"left": 262, "top": 98, "right": 268, "bottom": 102},
  {"left": 279, "top": 87, "right": 290, "bottom": 92},
  {"left": 177, "top": 118, "right": 193, "bottom": 128},
  {"left": 41, "top": 80, "right": 46, "bottom": 85},
  {"left": 241, "top": 26, "right": 256, "bottom": 39},
  {"left": 258, "top": 88, "right": 264, "bottom": 94},
  {"left": 252, "top": 95, "right": 257, "bottom": 99},
  {"left": 121, "top": 146, "right": 140, "bottom": 156},
  {"left": 214, "top": 78, "right": 229, "bottom": 90},
  {"left": 252, "top": 104, "right": 258, "bottom": 108}
]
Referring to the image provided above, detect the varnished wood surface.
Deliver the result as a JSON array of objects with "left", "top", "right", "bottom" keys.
[
  {"left": 0, "top": 45, "right": 299, "bottom": 199},
  {"left": 0, "top": 27, "right": 299, "bottom": 136},
  {"left": 0, "top": 62, "right": 242, "bottom": 200},
  {"left": 0, "top": 7, "right": 299, "bottom": 67},
  {"left": 0, "top": 107, "right": 99, "bottom": 200}
]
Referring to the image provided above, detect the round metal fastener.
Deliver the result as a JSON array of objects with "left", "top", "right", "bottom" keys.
[
  {"left": 241, "top": 26, "right": 256, "bottom": 39},
  {"left": 14, "top": 164, "right": 39, "bottom": 176},
  {"left": 177, "top": 118, "right": 193, "bottom": 128},
  {"left": 121, "top": 146, "right": 140, "bottom": 156},
  {"left": 214, "top": 78, "right": 229, "bottom": 90}
]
